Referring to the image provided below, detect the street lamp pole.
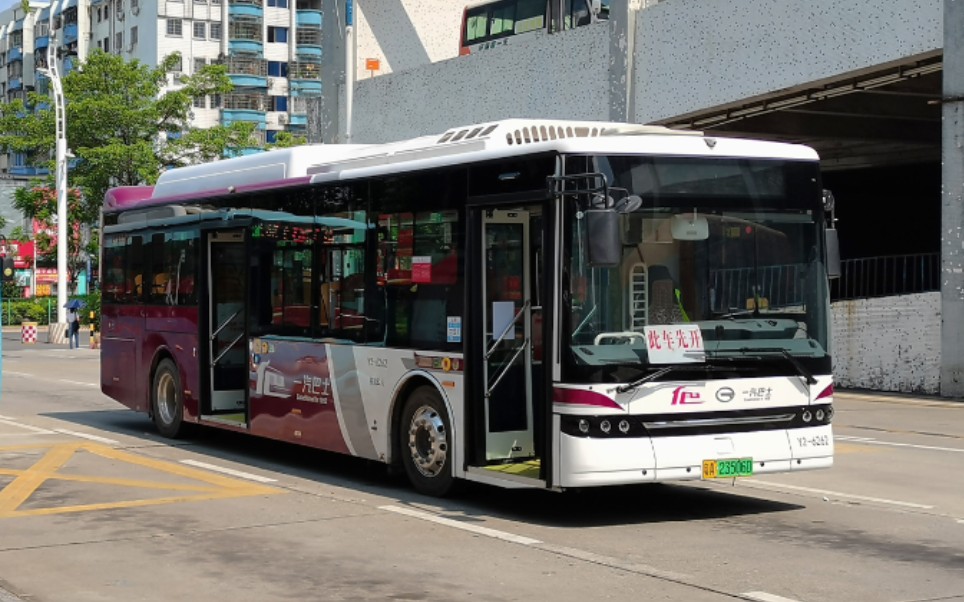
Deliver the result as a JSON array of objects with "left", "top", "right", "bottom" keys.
[{"left": 45, "top": 26, "right": 68, "bottom": 325}]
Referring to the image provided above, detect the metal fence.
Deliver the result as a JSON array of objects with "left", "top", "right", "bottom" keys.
[{"left": 831, "top": 253, "right": 940, "bottom": 301}]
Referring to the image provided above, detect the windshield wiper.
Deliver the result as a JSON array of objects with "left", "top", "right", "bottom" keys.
[
  {"left": 616, "top": 363, "right": 729, "bottom": 393},
  {"left": 707, "top": 348, "right": 816, "bottom": 385}
]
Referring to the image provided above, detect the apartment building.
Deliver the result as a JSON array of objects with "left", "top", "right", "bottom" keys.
[{"left": 0, "top": 0, "right": 323, "bottom": 178}]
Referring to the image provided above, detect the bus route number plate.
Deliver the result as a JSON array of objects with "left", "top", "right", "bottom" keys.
[{"left": 702, "top": 458, "right": 753, "bottom": 479}]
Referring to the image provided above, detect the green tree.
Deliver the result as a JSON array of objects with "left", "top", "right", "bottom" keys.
[
  {"left": 12, "top": 184, "right": 90, "bottom": 288},
  {"left": 268, "top": 131, "right": 307, "bottom": 149},
  {"left": 0, "top": 50, "right": 258, "bottom": 266}
]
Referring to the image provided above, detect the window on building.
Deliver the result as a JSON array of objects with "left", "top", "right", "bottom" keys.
[
  {"left": 97, "top": 8, "right": 102, "bottom": 21},
  {"left": 131, "top": 0, "right": 139, "bottom": 11},
  {"left": 272, "top": 96, "right": 288, "bottom": 111},
  {"left": 193, "top": 95, "right": 206, "bottom": 109},
  {"left": 210, "top": 22, "right": 222, "bottom": 39},
  {"left": 166, "top": 18, "right": 182, "bottom": 36},
  {"left": 169, "top": 56, "right": 183, "bottom": 72},
  {"left": 115, "top": 0, "right": 124, "bottom": 14},
  {"left": 115, "top": 32, "right": 123, "bottom": 52},
  {"left": 131, "top": 26, "right": 138, "bottom": 47},
  {"left": 193, "top": 22, "right": 205, "bottom": 39},
  {"left": 194, "top": 57, "right": 206, "bottom": 73},
  {"left": 267, "top": 61, "right": 288, "bottom": 77},
  {"left": 103, "top": 37, "right": 110, "bottom": 52},
  {"left": 104, "top": 4, "right": 110, "bottom": 17},
  {"left": 211, "top": 94, "right": 221, "bottom": 108},
  {"left": 267, "top": 0, "right": 288, "bottom": 7},
  {"left": 267, "top": 26, "right": 288, "bottom": 43}
]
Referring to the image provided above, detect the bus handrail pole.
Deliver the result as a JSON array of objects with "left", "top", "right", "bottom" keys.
[
  {"left": 485, "top": 300, "right": 530, "bottom": 360},
  {"left": 210, "top": 310, "right": 241, "bottom": 340},
  {"left": 485, "top": 339, "right": 529, "bottom": 399},
  {"left": 212, "top": 332, "right": 245, "bottom": 367}
]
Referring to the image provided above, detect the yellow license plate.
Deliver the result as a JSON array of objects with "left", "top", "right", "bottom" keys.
[{"left": 702, "top": 458, "right": 753, "bottom": 479}]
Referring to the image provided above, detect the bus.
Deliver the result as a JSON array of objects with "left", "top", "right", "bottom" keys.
[
  {"left": 460, "top": 0, "right": 609, "bottom": 55},
  {"left": 100, "top": 119, "right": 838, "bottom": 496}
]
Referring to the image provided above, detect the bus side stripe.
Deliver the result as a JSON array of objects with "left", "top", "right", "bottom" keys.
[{"left": 329, "top": 345, "right": 378, "bottom": 460}]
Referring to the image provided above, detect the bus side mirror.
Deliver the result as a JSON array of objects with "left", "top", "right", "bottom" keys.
[
  {"left": 586, "top": 209, "right": 621, "bottom": 268},
  {"left": 826, "top": 228, "right": 841, "bottom": 279}
]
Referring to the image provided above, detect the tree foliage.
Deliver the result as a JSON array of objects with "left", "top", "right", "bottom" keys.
[
  {"left": 0, "top": 50, "right": 259, "bottom": 281},
  {"left": 13, "top": 184, "right": 91, "bottom": 286}
]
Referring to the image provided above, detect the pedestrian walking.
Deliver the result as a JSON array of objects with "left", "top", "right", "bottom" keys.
[{"left": 67, "top": 307, "right": 80, "bottom": 349}]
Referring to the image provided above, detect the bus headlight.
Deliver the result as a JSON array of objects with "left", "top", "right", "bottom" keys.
[
  {"left": 618, "top": 420, "right": 631, "bottom": 434},
  {"left": 578, "top": 419, "right": 590, "bottom": 434},
  {"left": 599, "top": 420, "right": 612, "bottom": 434}
]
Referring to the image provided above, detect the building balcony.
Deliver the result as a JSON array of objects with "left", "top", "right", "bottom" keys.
[
  {"left": 229, "top": 3, "right": 263, "bottom": 17},
  {"left": 7, "top": 47, "right": 22, "bottom": 63},
  {"left": 8, "top": 78, "right": 22, "bottom": 91},
  {"left": 289, "top": 80, "right": 321, "bottom": 96},
  {"left": 35, "top": 36, "right": 49, "bottom": 51},
  {"left": 63, "top": 23, "right": 79, "bottom": 45},
  {"left": 296, "top": 9, "right": 321, "bottom": 27}
]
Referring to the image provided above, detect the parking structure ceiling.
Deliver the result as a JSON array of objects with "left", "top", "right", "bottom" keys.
[{"left": 656, "top": 55, "right": 943, "bottom": 172}]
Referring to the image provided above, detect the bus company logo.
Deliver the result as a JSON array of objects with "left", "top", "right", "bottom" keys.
[
  {"left": 671, "top": 386, "right": 704, "bottom": 405},
  {"left": 254, "top": 361, "right": 288, "bottom": 399},
  {"left": 715, "top": 387, "right": 735, "bottom": 403}
]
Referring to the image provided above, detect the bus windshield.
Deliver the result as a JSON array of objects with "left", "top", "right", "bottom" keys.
[{"left": 563, "top": 155, "right": 831, "bottom": 383}]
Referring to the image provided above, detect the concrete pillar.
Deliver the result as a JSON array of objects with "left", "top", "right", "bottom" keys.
[
  {"left": 313, "top": 0, "right": 347, "bottom": 143},
  {"left": 941, "top": 0, "right": 964, "bottom": 397}
]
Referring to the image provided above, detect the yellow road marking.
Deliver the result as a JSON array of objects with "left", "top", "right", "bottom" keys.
[{"left": 0, "top": 442, "right": 282, "bottom": 519}]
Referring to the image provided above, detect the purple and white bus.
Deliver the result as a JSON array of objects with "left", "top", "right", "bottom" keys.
[{"left": 100, "top": 119, "right": 837, "bottom": 496}]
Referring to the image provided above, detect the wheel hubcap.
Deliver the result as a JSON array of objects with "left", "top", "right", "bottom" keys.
[
  {"left": 408, "top": 405, "right": 447, "bottom": 478},
  {"left": 156, "top": 372, "right": 177, "bottom": 425}
]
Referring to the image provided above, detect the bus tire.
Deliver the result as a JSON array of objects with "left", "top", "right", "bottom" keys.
[
  {"left": 152, "top": 358, "right": 185, "bottom": 438},
  {"left": 400, "top": 385, "right": 455, "bottom": 497}
]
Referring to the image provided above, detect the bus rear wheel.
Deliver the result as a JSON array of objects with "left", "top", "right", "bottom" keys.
[
  {"left": 152, "top": 358, "right": 185, "bottom": 438},
  {"left": 400, "top": 386, "right": 455, "bottom": 497}
]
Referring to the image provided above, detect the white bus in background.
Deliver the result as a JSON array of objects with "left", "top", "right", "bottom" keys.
[
  {"left": 460, "top": 0, "right": 609, "bottom": 55},
  {"left": 101, "top": 119, "right": 838, "bottom": 496}
]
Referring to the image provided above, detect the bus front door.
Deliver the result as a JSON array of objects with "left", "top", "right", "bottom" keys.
[
  {"left": 481, "top": 210, "right": 535, "bottom": 462},
  {"left": 207, "top": 230, "right": 247, "bottom": 414}
]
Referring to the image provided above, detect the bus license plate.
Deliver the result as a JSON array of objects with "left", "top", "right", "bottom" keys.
[{"left": 702, "top": 458, "right": 753, "bottom": 479}]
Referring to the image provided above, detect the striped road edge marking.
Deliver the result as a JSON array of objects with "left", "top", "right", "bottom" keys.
[
  {"left": 180, "top": 460, "right": 278, "bottom": 484},
  {"left": 1, "top": 370, "right": 98, "bottom": 388},
  {"left": 743, "top": 592, "right": 802, "bottom": 602},
  {"left": 0, "top": 417, "right": 55, "bottom": 435},
  {"left": 379, "top": 504, "right": 542, "bottom": 545},
  {"left": 741, "top": 480, "right": 934, "bottom": 509},
  {"left": 381, "top": 505, "right": 697, "bottom": 582},
  {"left": 835, "top": 435, "right": 964, "bottom": 454},
  {"left": 52, "top": 429, "right": 120, "bottom": 445}
]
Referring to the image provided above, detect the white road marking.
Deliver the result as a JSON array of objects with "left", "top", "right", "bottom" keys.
[
  {"left": 180, "top": 460, "right": 278, "bottom": 483},
  {"left": 836, "top": 435, "right": 964, "bottom": 454},
  {"left": 3, "top": 370, "right": 98, "bottom": 388},
  {"left": 0, "top": 417, "right": 56, "bottom": 435},
  {"left": 742, "top": 480, "right": 934, "bottom": 509},
  {"left": 743, "top": 592, "right": 802, "bottom": 602},
  {"left": 380, "top": 504, "right": 542, "bottom": 545},
  {"left": 52, "top": 429, "right": 120, "bottom": 445}
]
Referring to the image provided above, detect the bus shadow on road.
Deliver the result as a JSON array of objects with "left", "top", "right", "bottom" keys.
[{"left": 44, "top": 410, "right": 803, "bottom": 526}]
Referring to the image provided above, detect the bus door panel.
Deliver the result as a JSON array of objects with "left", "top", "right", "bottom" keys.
[
  {"left": 101, "top": 305, "right": 144, "bottom": 410},
  {"left": 207, "top": 230, "right": 247, "bottom": 413},
  {"left": 480, "top": 209, "right": 536, "bottom": 462}
]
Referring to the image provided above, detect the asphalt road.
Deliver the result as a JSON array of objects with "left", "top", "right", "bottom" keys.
[{"left": 1, "top": 332, "right": 962, "bottom": 602}]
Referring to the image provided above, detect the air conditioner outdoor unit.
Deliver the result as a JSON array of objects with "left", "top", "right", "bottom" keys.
[
  {"left": 117, "top": 10, "right": 124, "bottom": 20},
  {"left": 278, "top": 114, "right": 287, "bottom": 125},
  {"left": 131, "top": 5, "right": 140, "bottom": 14}
]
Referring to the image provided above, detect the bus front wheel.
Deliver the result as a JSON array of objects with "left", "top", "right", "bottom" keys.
[
  {"left": 400, "top": 386, "right": 455, "bottom": 497},
  {"left": 152, "top": 358, "right": 185, "bottom": 438}
]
